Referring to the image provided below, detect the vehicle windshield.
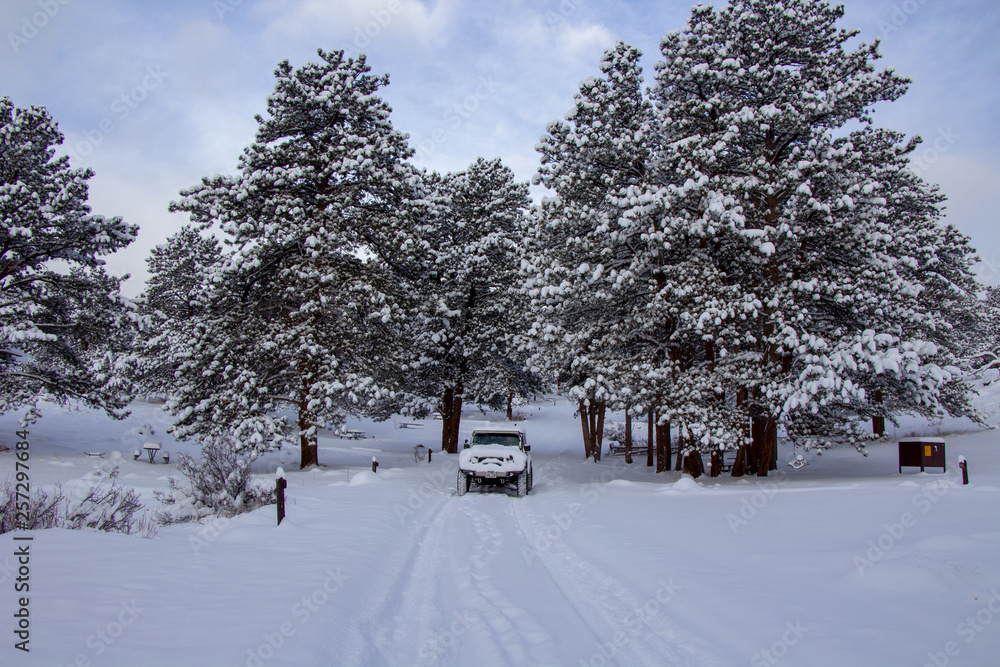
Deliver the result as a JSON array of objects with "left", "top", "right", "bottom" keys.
[{"left": 472, "top": 433, "right": 521, "bottom": 447}]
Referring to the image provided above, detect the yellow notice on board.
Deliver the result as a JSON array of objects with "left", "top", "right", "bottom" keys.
[{"left": 925, "top": 445, "right": 932, "bottom": 457}]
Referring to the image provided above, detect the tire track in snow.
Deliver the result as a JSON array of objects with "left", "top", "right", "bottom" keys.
[
  {"left": 510, "top": 500, "right": 725, "bottom": 666},
  {"left": 341, "top": 489, "right": 454, "bottom": 665},
  {"left": 453, "top": 504, "right": 561, "bottom": 666}
]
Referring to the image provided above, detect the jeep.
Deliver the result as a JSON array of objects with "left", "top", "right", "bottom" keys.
[{"left": 456, "top": 427, "right": 533, "bottom": 497}]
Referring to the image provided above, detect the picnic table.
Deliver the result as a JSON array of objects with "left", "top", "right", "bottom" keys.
[
  {"left": 344, "top": 429, "right": 366, "bottom": 439},
  {"left": 142, "top": 441, "right": 161, "bottom": 463}
]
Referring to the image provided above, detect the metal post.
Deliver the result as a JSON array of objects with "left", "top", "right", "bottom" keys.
[
  {"left": 427, "top": 448, "right": 432, "bottom": 463},
  {"left": 959, "top": 456, "right": 969, "bottom": 485}
]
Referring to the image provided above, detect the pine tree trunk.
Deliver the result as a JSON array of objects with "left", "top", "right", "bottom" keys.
[
  {"left": 506, "top": 384, "right": 514, "bottom": 421},
  {"left": 751, "top": 413, "right": 767, "bottom": 475},
  {"left": 731, "top": 445, "right": 749, "bottom": 477},
  {"left": 646, "top": 407, "right": 654, "bottom": 467},
  {"left": 449, "top": 383, "right": 464, "bottom": 454},
  {"left": 756, "top": 416, "right": 778, "bottom": 477},
  {"left": 766, "top": 418, "right": 778, "bottom": 473},
  {"left": 709, "top": 448, "right": 722, "bottom": 477},
  {"left": 579, "top": 399, "right": 593, "bottom": 460},
  {"left": 299, "top": 401, "right": 319, "bottom": 469},
  {"left": 624, "top": 408, "right": 633, "bottom": 465},
  {"left": 656, "top": 419, "right": 671, "bottom": 473},
  {"left": 594, "top": 401, "right": 605, "bottom": 462},
  {"left": 674, "top": 428, "right": 684, "bottom": 471},
  {"left": 440, "top": 386, "right": 456, "bottom": 454},
  {"left": 682, "top": 449, "right": 705, "bottom": 478},
  {"left": 872, "top": 389, "right": 885, "bottom": 436}
]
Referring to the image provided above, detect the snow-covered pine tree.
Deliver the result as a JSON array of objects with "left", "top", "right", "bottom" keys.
[
  {"left": 642, "top": 0, "right": 980, "bottom": 472},
  {"left": 0, "top": 97, "right": 138, "bottom": 421},
  {"left": 525, "top": 42, "right": 655, "bottom": 461},
  {"left": 135, "top": 226, "right": 221, "bottom": 397},
  {"left": 405, "top": 158, "right": 532, "bottom": 453},
  {"left": 976, "top": 285, "right": 1000, "bottom": 369},
  {"left": 169, "top": 50, "right": 418, "bottom": 468},
  {"left": 144, "top": 225, "right": 220, "bottom": 322}
]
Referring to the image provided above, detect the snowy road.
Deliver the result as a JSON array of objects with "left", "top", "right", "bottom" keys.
[
  {"left": 304, "top": 457, "right": 723, "bottom": 666},
  {"left": 330, "top": 461, "right": 722, "bottom": 667}
]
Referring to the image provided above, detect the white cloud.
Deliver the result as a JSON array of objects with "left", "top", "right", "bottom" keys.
[{"left": 254, "top": 0, "right": 456, "bottom": 51}]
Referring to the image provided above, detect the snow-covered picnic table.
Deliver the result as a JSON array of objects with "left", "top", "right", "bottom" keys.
[{"left": 142, "top": 441, "right": 161, "bottom": 463}]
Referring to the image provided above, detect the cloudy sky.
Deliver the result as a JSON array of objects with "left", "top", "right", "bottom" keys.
[{"left": 2, "top": 0, "right": 998, "bottom": 296}]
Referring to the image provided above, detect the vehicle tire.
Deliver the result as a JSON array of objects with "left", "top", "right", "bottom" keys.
[
  {"left": 527, "top": 466, "right": 533, "bottom": 493},
  {"left": 516, "top": 470, "right": 527, "bottom": 497},
  {"left": 457, "top": 471, "right": 470, "bottom": 496}
]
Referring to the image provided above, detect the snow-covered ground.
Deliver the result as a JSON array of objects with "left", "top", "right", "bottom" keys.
[{"left": 1, "top": 389, "right": 999, "bottom": 667}]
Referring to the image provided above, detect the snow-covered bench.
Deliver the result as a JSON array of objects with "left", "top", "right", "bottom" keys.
[{"left": 398, "top": 422, "right": 423, "bottom": 429}]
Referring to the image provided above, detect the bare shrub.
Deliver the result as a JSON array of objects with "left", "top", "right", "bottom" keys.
[
  {"left": 0, "top": 469, "right": 148, "bottom": 536},
  {"left": 155, "top": 438, "right": 274, "bottom": 523},
  {"left": 0, "top": 478, "right": 63, "bottom": 533},
  {"left": 64, "top": 477, "right": 144, "bottom": 533}
]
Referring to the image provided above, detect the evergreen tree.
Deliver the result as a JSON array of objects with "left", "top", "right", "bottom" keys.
[
  {"left": 144, "top": 225, "right": 221, "bottom": 321},
  {"left": 525, "top": 42, "right": 655, "bottom": 460},
  {"left": 168, "top": 50, "right": 417, "bottom": 467},
  {"left": 135, "top": 226, "right": 222, "bottom": 398},
  {"left": 406, "top": 158, "right": 532, "bottom": 453},
  {"left": 639, "top": 0, "right": 980, "bottom": 470},
  {"left": 0, "top": 97, "right": 138, "bottom": 421}
]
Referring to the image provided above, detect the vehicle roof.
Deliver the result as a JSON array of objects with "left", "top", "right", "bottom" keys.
[{"left": 471, "top": 426, "right": 525, "bottom": 434}]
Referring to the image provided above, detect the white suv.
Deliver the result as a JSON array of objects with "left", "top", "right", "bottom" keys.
[{"left": 457, "top": 427, "right": 533, "bottom": 497}]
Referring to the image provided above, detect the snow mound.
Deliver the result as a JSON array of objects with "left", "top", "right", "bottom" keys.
[
  {"left": 348, "top": 471, "right": 383, "bottom": 487},
  {"left": 665, "top": 475, "right": 703, "bottom": 492},
  {"left": 605, "top": 479, "right": 636, "bottom": 488}
]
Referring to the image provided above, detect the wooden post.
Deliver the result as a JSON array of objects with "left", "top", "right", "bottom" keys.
[
  {"left": 427, "top": 448, "right": 432, "bottom": 463},
  {"left": 372, "top": 457, "right": 379, "bottom": 473},
  {"left": 959, "top": 456, "right": 969, "bottom": 485},
  {"left": 276, "top": 467, "right": 287, "bottom": 526}
]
